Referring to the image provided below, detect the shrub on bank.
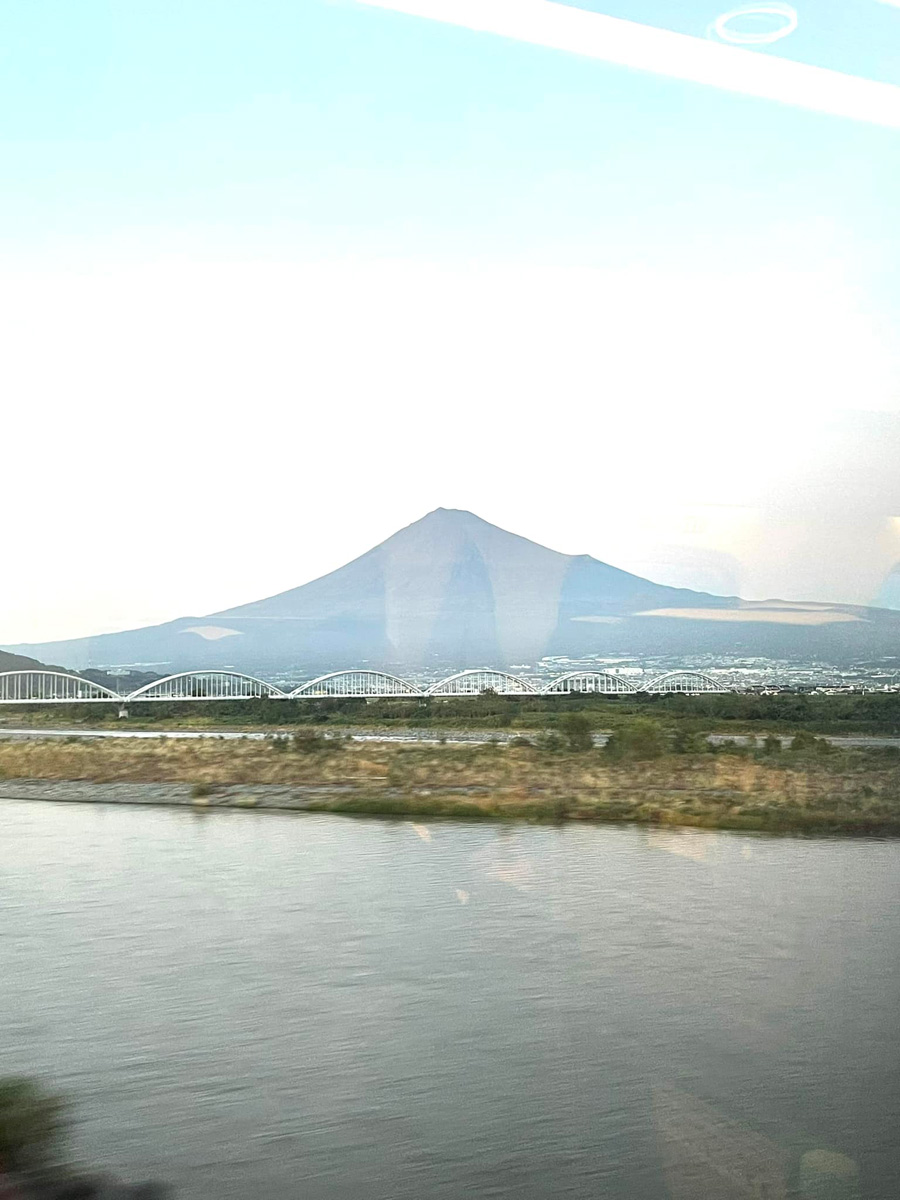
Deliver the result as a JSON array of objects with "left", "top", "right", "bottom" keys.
[
  {"left": 714, "top": 738, "right": 752, "bottom": 756},
  {"left": 559, "top": 712, "right": 594, "bottom": 753},
  {"left": 790, "top": 730, "right": 835, "bottom": 755},
  {"left": 604, "top": 719, "right": 668, "bottom": 761},
  {"left": 671, "top": 729, "right": 709, "bottom": 755},
  {"left": 290, "top": 731, "right": 342, "bottom": 754},
  {"left": 534, "top": 731, "right": 566, "bottom": 754}
]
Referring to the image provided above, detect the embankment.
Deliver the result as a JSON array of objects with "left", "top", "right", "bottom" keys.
[{"left": 2, "top": 736, "right": 899, "bottom": 834}]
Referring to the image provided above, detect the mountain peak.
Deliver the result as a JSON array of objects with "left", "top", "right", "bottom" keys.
[
  {"left": 405, "top": 507, "right": 496, "bottom": 529},
  {"left": 6, "top": 507, "right": 897, "bottom": 672},
  {"left": 212, "top": 506, "right": 576, "bottom": 655},
  {"left": 388, "top": 507, "right": 559, "bottom": 555}
]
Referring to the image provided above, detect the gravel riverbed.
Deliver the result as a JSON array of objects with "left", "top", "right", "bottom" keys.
[{"left": 0, "top": 779, "right": 361, "bottom": 809}]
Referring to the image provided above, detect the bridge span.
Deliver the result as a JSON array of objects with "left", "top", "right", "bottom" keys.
[{"left": 0, "top": 667, "right": 735, "bottom": 705}]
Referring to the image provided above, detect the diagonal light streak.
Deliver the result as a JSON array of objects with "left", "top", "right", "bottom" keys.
[{"left": 356, "top": 0, "right": 900, "bottom": 128}]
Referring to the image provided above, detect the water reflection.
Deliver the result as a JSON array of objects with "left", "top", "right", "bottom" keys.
[
  {"left": 0, "top": 804, "right": 896, "bottom": 1200},
  {"left": 654, "top": 1083, "right": 790, "bottom": 1199},
  {"left": 644, "top": 828, "right": 713, "bottom": 862}
]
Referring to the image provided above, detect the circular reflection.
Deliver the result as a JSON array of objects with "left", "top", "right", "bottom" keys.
[{"left": 711, "top": 2, "right": 798, "bottom": 45}]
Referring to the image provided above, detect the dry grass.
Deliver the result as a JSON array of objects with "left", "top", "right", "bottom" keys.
[{"left": 1, "top": 738, "right": 898, "bottom": 833}]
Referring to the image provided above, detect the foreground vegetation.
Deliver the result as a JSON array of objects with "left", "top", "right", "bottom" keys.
[
  {"left": 3, "top": 689, "right": 900, "bottom": 736},
  {"left": 1, "top": 720, "right": 899, "bottom": 835},
  {"left": 0, "top": 1075, "right": 167, "bottom": 1197}
]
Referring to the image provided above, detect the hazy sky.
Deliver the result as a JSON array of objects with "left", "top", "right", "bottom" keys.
[{"left": 2, "top": 0, "right": 899, "bottom": 644}]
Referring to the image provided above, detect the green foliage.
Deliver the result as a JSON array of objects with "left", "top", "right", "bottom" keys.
[
  {"left": 762, "top": 734, "right": 783, "bottom": 755},
  {"left": 672, "top": 729, "right": 709, "bottom": 754},
  {"left": 291, "top": 730, "right": 341, "bottom": 754},
  {"left": 551, "top": 797, "right": 571, "bottom": 821},
  {"left": 190, "top": 783, "right": 212, "bottom": 799},
  {"left": 604, "top": 719, "right": 668, "bottom": 761},
  {"left": 534, "top": 731, "right": 566, "bottom": 754},
  {"left": 655, "top": 689, "right": 900, "bottom": 733},
  {"left": 508, "top": 735, "right": 534, "bottom": 748},
  {"left": 790, "top": 730, "right": 835, "bottom": 755},
  {"left": 0, "top": 1077, "right": 67, "bottom": 1173},
  {"left": 715, "top": 738, "right": 750, "bottom": 756},
  {"left": 15, "top": 683, "right": 900, "bottom": 740},
  {"left": 559, "top": 712, "right": 594, "bottom": 753}
]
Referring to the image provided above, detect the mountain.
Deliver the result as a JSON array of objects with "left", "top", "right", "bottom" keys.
[
  {"left": 0, "top": 648, "right": 66, "bottom": 674},
  {"left": 6, "top": 508, "right": 900, "bottom": 672}
]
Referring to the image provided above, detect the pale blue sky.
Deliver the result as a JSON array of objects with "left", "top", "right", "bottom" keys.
[
  {"left": 1, "top": 0, "right": 897, "bottom": 265},
  {"left": 2, "top": 0, "right": 899, "bottom": 640}
]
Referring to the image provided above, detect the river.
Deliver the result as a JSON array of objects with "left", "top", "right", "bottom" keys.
[{"left": 1, "top": 802, "right": 898, "bottom": 1199}]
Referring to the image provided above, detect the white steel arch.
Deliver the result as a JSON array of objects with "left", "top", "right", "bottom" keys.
[
  {"left": 642, "top": 671, "right": 731, "bottom": 694},
  {"left": 289, "top": 670, "right": 423, "bottom": 698},
  {"left": 125, "top": 671, "right": 287, "bottom": 702},
  {"left": 542, "top": 671, "right": 638, "bottom": 695},
  {"left": 0, "top": 671, "right": 121, "bottom": 703},
  {"left": 426, "top": 669, "right": 536, "bottom": 696}
]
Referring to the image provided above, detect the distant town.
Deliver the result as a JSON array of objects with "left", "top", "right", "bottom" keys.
[{"left": 87, "top": 653, "right": 900, "bottom": 697}]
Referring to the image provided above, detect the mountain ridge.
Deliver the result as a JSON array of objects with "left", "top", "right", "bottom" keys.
[
  {"left": 4, "top": 509, "right": 897, "bottom": 671},
  {"left": 0, "top": 648, "right": 64, "bottom": 674}
]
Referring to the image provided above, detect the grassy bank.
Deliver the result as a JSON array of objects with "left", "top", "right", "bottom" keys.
[
  {"left": 2, "top": 732, "right": 898, "bottom": 835},
  {"left": 2, "top": 689, "right": 900, "bottom": 736}
]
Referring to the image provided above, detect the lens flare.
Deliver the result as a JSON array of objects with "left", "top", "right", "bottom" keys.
[{"left": 710, "top": 3, "right": 798, "bottom": 46}]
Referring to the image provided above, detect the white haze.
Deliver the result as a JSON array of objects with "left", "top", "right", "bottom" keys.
[{"left": 2, "top": 254, "right": 899, "bottom": 644}]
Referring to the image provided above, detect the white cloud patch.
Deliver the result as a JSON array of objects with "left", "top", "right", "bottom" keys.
[{"left": 180, "top": 626, "right": 243, "bottom": 640}]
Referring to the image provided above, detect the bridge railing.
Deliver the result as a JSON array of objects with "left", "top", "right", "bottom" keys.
[
  {"left": 0, "top": 667, "right": 737, "bottom": 703},
  {"left": 0, "top": 671, "right": 122, "bottom": 703}
]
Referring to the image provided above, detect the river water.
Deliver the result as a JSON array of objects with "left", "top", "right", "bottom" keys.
[{"left": 1, "top": 802, "right": 898, "bottom": 1200}]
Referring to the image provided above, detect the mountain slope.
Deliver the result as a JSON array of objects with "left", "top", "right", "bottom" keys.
[
  {"left": 5, "top": 509, "right": 898, "bottom": 671},
  {"left": 215, "top": 508, "right": 720, "bottom": 663},
  {"left": 0, "top": 648, "right": 66, "bottom": 674}
]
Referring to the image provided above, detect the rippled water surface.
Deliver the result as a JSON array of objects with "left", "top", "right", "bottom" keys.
[{"left": 2, "top": 802, "right": 898, "bottom": 1199}]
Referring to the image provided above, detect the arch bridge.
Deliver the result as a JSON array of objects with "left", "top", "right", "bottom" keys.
[
  {"left": 0, "top": 666, "right": 737, "bottom": 704},
  {"left": 0, "top": 671, "right": 121, "bottom": 704},
  {"left": 290, "top": 671, "right": 423, "bottom": 698},
  {"left": 542, "top": 671, "right": 638, "bottom": 695},
  {"left": 426, "top": 669, "right": 536, "bottom": 696},
  {"left": 642, "top": 671, "right": 731, "bottom": 694},
  {"left": 125, "top": 671, "right": 287, "bottom": 701}
]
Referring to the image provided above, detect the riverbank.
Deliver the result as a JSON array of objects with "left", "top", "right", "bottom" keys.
[
  {"left": 2, "top": 736, "right": 898, "bottom": 834},
  {"left": 2, "top": 687, "right": 898, "bottom": 737}
]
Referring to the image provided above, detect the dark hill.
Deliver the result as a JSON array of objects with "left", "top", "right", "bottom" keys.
[{"left": 0, "top": 648, "right": 66, "bottom": 674}]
